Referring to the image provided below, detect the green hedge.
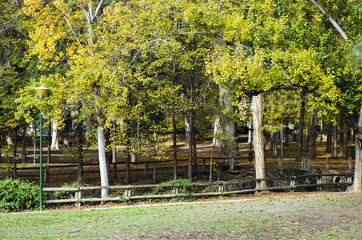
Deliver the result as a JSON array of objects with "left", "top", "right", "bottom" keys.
[{"left": 0, "top": 178, "right": 39, "bottom": 212}]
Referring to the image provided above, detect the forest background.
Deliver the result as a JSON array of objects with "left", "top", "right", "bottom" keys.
[{"left": 0, "top": 0, "right": 361, "bottom": 198}]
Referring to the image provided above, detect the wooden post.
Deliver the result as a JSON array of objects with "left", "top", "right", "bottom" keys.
[
  {"left": 202, "top": 158, "right": 206, "bottom": 172},
  {"left": 326, "top": 157, "right": 330, "bottom": 170},
  {"left": 290, "top": 177, "right": 295, "bottom": 192},
  {"left": 75, "top": 188, "right": 81, "bottom": 207},
  {"left": 349, "top": 157, "right": 352, "bottom": 170}
]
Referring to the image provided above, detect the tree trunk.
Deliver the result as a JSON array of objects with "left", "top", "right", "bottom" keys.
[
  {"left": 251, "top": 94, "right": 266, "bottom": 188},
  {"left": 326, "top": 125, "right": 332, "bottom": 152},
  {"left": 332, "top": 125, "right": 338, "bottom": 158},
  {"left": 51, "top": 121, "right": 59, "bottom": 150},
  {"left": 13, "top": 128, "right": 18, "bottom": 179},
  {"left": 297, "top": 92, "right": 305, "bottom": 160},
  {"left": 340, "top": 123, "right": 349, "bottom": 158},
  {"left": 172, "top": 103, "right": 178, "bottom": 180},
  {"left": 76, "top": 122, "right": 84, "bottom": 185},
  {"left": 97, "top": 115, "right": 109, "bottom": 199},
  {"left": 47, "top": 126, "right": 51, "bottom": 164},
  {"left": 350, "top": 104, "right": 362, "bottom": 191},
  {"left": 212, "top": 117, "right": 221, "bottom": 147},
  {"left": 185, "top": 117, "right": 190, "bottom": 147},
  {"left": 308, "top": 110, "right": 316, "bottom": 158}
]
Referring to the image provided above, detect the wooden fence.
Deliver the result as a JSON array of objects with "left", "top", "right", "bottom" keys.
[
  {"left": 43, "top": 172, "right": 354, "bottom": 207},
  {"left": 0, "top": 156, "right": 355, "bottom": 180}
]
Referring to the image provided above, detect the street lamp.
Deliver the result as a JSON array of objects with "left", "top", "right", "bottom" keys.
[{"left": 35, "top": 86, "right": 49, "bottom": 211}]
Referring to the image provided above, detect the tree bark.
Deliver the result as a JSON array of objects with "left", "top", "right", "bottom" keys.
[
  {"left": 332, "top": 125, "right": 338, "bottom": 158},
  {"left": 76, "top": 122, "right": 84, "bottom": 185},
  {"left": 251, "top": 94, "right": 266, "bottom": 188},
  {"left": 340, "top": 123, "right": 349, "bottom": 158},
  {"left": 308, "top": 110, "right": 316, "bottom": 158},
  {"left": 51, "top": 121, "right": 59, "bottom": 150},
  {"left": 297, "top": 92, "right": 305, "bottom": 160},
  {"left": 351, "top": 105, "right": 362, "bottom": 191},
  {"left": 326, "top": 125, "right": 332, "bottom": 152}
]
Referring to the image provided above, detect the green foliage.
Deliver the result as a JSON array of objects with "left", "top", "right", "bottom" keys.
[
  {"left": 0, "top": 178, "right": 39, "bottom": 212},
  {"left": 152, "top": 178, "right": 194, "bottom": 196}
]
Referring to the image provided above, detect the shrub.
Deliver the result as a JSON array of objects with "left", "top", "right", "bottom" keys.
[{"left": 0, "top": 178, "right": 39, "bottom": 212}]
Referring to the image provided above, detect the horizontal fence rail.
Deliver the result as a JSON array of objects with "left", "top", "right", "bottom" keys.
[
  {"left": 0, "top": 156, "right": 355, "bottom": 180},
  {"left": 43, "top": 172, "right": 354, "bottom": 206}
]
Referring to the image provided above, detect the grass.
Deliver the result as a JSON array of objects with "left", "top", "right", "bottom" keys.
[{"left": 0, "top": 192, "right": 361, "bottom": 239}]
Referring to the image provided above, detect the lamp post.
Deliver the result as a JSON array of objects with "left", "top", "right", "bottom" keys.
[{"left": 34, "top": 86, "right": 49, "bottom": 211}]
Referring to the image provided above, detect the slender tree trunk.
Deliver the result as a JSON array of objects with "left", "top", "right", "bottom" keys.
[
  {"left": 341, "top": 123, "right": 349, "bottom": 158},
  {"left": 22, "top": 128, "right": 26, "bottom": 163},
  {"left": 309, "top": 110, "right": 316, "bottom": 158},
  {"left": 332, "top": 125, "right": 338, "bottom": 158},
  {"left": 13, "top": 128, "right": 18, "bottom": 179},
  {"left": 185, "top": 117, "right": 190, "bottom": 147},
  {"left": 76, "top": 122, "right": 84, "bottom": 185},
  {"left": 172, "top": 103, "right": 178, "bottom": 180},
  {"left": 326, "top": 125, "right": 332, "bottom": 152},
  {"left": 251, "top": 94, "right": 266, "bottom": 188},
  {"left": 105, "top": 129, "right": 112, "bottom": 185},
  {"left": 297, "top": 92, "right": 305, "bottom": 160},
  {"left": 47, "top": 127, "right": 51, "bottom": 164}
]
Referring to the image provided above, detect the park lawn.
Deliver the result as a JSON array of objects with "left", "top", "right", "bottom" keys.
[{"left": 0, "top": 192, "right": 361, "bottom": 240}]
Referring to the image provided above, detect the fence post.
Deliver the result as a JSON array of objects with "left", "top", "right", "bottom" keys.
[
  {"left": 326, "top": 157, "right": 330, "bottom": 170},
  {"left": 144, "top": 162, "right": 149, "bottom": 177},
  {"left": 349, "top": 157, "right": 352, "bottom": 170},
  {"left": 317, "top": 175, "right": 322, "bottom": 191},
  {"left": 202, "top": 158, "right": 206, "bottom": 172},
  {"left": 289, "top": 177, "right": 295, "bottom": 192},
  {"left": 75, "top": 187, "right": 81, "bottom": 207},
  {"left": 218, "top": 182, "right": 224, "bottom": 196}
]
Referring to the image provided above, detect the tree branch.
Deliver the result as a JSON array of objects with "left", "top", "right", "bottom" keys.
[{"left": 310, "top": 0, "right": 348, "bottom": 40}]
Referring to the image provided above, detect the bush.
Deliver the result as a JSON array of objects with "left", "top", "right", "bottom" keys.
[{"left": 0, "top": 178, "right": 39, "bottom": 212}]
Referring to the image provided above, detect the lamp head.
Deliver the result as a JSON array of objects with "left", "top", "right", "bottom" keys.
[{"left": 35, "top": 86, "right": 50, "bottom": 97}]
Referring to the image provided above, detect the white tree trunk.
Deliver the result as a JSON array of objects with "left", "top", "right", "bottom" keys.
[
  {"left": 51, "top": 121, "right": 59, "bottom": 150},
  {"left": 185, "top": 117, "right": 190, "bottom": 146},
  {"left": 251, "top": 94, "right": 266, "bottom": 188},
  {"left": 97, "top": 120, "right": 109, "bottom": 199},
  {"left": 212, "top": 117, "right": 221, "bottom": 147},
  {"left": 351, "top": 105, "right": 362, "bottom": 191}
]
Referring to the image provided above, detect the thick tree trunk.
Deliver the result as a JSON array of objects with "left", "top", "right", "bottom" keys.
[
  {"left": 351, "top": 105, "right": 362, "bottom": 191},
  {"left": 51, "top": 121, "right": 59, "bottom": 150},
  {"left": 297, "top": 92, "right": 305, "bottom": 160},
  {"left": 97, "top": 116, "right": 109, "bottom": 199},
  {"left": 212, "top": 117, "right": 221, "bottom": 147},
  {"left": 251, "top": 94, "right": 266, "bottom": 188},
  {"left": 332, "top": 125, "right": 338, "bottom": 158}
]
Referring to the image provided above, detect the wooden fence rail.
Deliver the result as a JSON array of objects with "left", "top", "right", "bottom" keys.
[
  {"left": 43, "top": 172, "right": 354, "bottom": 207},
  {"left": 0, "top": 156, "right": 355, "bottom": 180}
]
